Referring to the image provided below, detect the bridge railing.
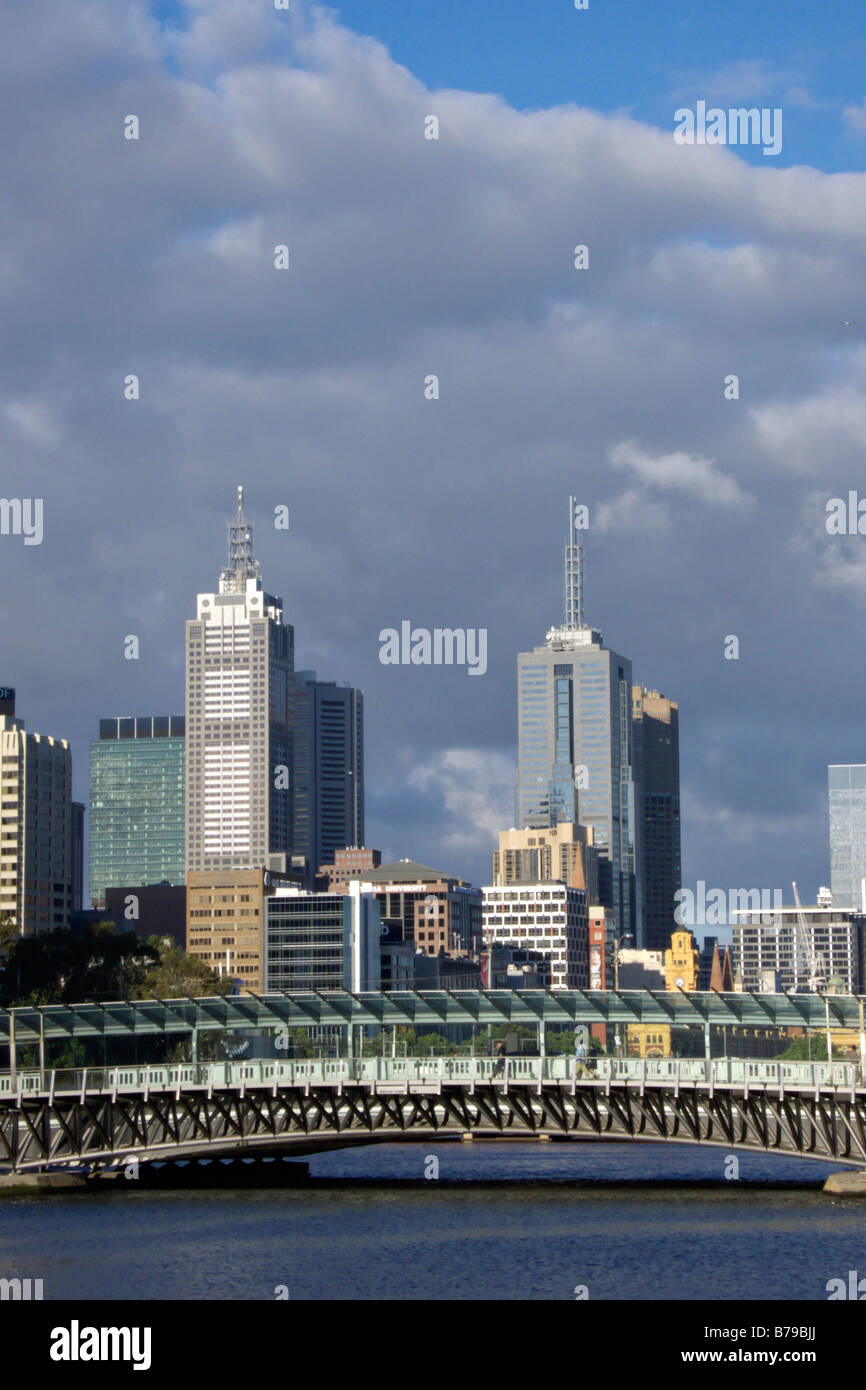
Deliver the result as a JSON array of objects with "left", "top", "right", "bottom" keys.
[{"left": 0, "top": 1055, "right": 861, "bottom": 1097}]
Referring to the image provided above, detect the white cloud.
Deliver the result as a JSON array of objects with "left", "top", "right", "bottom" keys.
[{"left": 607, "top": 440, "right": 752, "bottom": 508}]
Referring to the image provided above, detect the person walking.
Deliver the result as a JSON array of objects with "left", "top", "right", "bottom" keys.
[
  {"left": 575, "top": 1035, "right": 587, "bottom": 1078},
  {"left": 493, "top": 1040, "right": 506, "bottom": 1077}
]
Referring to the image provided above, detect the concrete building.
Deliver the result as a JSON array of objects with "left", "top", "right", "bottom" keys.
[
  {"left": 316, "top": 846, "right": 381, "bottom": 893},
  {"left": 89, "top": 715, "right": 185, "bottom": 906},
  {"left": 0, "top": 687, "right": 74, "bottom": 934},
  {"left": 617, "top": 948, "right": 665, "bottom": 990},
  {"left": 491, "top": 822, "right": 599, "bottom": 904},
  {"left": 829, "top": 765, "right": 866, "bottom": 910},
  {"left": 732, "top": 903, "right": 863, "bottom": 995},
  {"left": 481, "top": 881, "right": 589, "bottom": 989},
  {"left": 187, "top": 866, "right": 299, "bottom": 993},
  {"left": 185, "top": 488, "right": 294, "bottom": 876},
  {"left": 516, "top": 499, "right": 636, "bottom": 941},
  {"left": 632, "top": 687, "right": 681, "bottom": 953},
  {"left": 265, "top": 882, "right": 380, "bottom": 992},
  {"left": 350, "top": 859, "right": 482, "bottom": 957},
  {"left": 293, "top": 671, "right": 364, "bottom": 888}
]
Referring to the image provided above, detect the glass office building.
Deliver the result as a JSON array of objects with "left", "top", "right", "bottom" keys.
[
  {"left": 89, "top": 716, "right": 185, "bottom": 905},
  {"left": 829, "top": 764, "right": 866, "bottom": 910},
  {"left": 516, "top": 499, "right": 637, "bottom": 939}
]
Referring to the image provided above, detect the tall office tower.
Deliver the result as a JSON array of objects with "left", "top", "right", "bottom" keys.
[
  {"left": 829, "top": 765, "right": 866, "bottom": 910},
  {"left": 0, "top": 687, "right": 74, "bottom": 934},
  {"left": 516, "top": 499, "right": 636, "bottom": 938},
  {"left": 185, "top": 488, "right": 294, "bottom": 874},
  {"left": 632, "top": 687, "right": 681, "bottom": 952},
  {"left": 89, "top": 716, "right": 185, "bottom": 906},
  {"left": 293, "top": 670, "right": 364, "bottom": 886}
]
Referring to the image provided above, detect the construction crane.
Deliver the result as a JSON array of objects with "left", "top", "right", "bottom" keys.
[{"left": 792, "top": 881, "right": 826, "bottom": 993}]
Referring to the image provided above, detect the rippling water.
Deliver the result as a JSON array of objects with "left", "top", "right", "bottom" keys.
[{"left": 2, "top": 1142, "right": 865, "bottom": 1300}]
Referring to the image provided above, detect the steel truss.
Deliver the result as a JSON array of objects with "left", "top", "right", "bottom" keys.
[{"left": 3, "top": 1077, "right": 866, "bottom": 1171}]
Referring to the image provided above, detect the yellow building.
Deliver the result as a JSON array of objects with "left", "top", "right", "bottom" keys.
[
  {"left": 665, "top": 929, "right": 699, "bottom": 991},
  {"left": 627, "top": 1024, "right": 672, "bottom": 1057}
]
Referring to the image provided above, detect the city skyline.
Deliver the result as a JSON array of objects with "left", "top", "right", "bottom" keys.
[{"left": 3, "top": 0, "right": 866, "bottom": 906}]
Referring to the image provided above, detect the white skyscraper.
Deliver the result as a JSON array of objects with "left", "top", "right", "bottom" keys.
[{"left": 185, "top": 489, "right": 294, "bottom": 873}]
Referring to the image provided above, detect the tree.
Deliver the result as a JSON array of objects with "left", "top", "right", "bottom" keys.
[{"left": 132, "top": 937, "right": 228, "bottom": 1000}]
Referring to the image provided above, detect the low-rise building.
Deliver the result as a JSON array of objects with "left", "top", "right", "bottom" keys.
[
  {"left": 350, "top": 859, "right": 482, "bottom": 957},
  {"left": 187, "top": 866, "right": 300, "bottom": 993},
  {"left": 732, "top": 903, "right": 863, "bottom": 994},
  {"left": 265, "top": 882, "right": 380, "bottom": 992}
]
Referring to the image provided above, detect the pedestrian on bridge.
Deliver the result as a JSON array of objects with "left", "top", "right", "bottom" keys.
[{"left": 575, "top": 1037, "right": 587, "bottom": 1077}]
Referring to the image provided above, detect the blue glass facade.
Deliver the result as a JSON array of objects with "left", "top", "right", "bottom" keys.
[{"left": 89, "top": 716, "right": 185, "bottom": 905}]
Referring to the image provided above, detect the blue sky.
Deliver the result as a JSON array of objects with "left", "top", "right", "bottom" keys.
[{"left": 155, "top": 0, "right": 866, "bottom": 170}]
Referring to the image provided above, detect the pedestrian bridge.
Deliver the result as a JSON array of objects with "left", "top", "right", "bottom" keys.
[{"left": 2, "top": 1055, "right": 866, "bottom": 1171}]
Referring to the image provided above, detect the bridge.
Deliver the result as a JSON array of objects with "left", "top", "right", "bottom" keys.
[
  {"left": 2, "top": 987, "right": 864, "bottom": 1061},
  {"left": 3, "top": 1054, "right": 866, "bottom": 1172}
]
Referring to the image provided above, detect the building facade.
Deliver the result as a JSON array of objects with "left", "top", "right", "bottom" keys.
[
  {"left": 632, "top": 687, "right": 681, "bottom": 953},
  {"left": 516, "top": 500, "right": 636, "bottom": 940},
  {"left": 732, "top": 905, "right": 863, "bottom": 995},
  {"left": 265, "top": 882, "right": 380, "bottom": 992},
  {"left": 351, "top": 860, "right": 482, "bottom": 957},
  {"left": 89, "top": 716, "right": 185, "bottom": 906},
  {"left": 0, "top": 688, "right": 74, "bottom": 934},
  {"left": 492, "top": 822, "right": 599, "bottom": 904},
  {"left": 829, "top": 764, "right": 866, "bottom": 910},
  {"left": 186, "top": 866, "right": 299, "bottom": 993},
  {"left": 481, "top": 882, "right": 589, "bottom": 989},
  {"left": 664, "top": 929, "right": 700, "bottom": 990},
  {"left": 316, "top": 846, "right": 381, "bottom": 893},
  {"left": 293, "top": 671, "right": 364, "bottom": 887},
  {"left": 185, "top": 488, "right": 294, "bottom": 876}
]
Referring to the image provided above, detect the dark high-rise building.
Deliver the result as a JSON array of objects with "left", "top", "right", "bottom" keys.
[
  {"left": 293, "top": 670, "right": 364, "bottom": 886},
  {"left": 71, "top": 801, "right": 85, "bottom": 911},
  {"left": 632, "top": 687, "right": 681, "bottom": 952}
]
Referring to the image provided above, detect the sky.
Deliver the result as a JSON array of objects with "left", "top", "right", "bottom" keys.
[{"left": 2, "top": 0, "right": 866, "bottom": 923}]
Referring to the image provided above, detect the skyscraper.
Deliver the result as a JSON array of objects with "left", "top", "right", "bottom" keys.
[
  {"left": 514, "top": 497, "right": 636, "bottom": 934},
  {"left": 293, "top": 670, "right": 364, "bottom": 884},
  {"left": 0, "top": 687, "right": 74, "bottom": 933},
  {"left": 632, "top": 687, "right": 681, "bottom": 952},
  {"left": 89, "top": 716, "right": 185, "bottom": 906},
  {"left": 185, "top": 488, "right": 294, "bottom": 874},
  {"left": 828, "top": 764, "right": 866, "bottom": 910},
  {"left": 516, "top": 499, "right": 636, "bottom": 938}
]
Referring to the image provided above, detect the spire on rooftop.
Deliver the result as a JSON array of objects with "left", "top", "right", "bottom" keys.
[{"left": 219, "top": 485, "right": 261, "bottom": 593}]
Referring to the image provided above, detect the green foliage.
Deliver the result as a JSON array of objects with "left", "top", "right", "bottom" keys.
[
  {"left": 778, "top": 1033, "right": 845, "bottom": 1062},
  {"left": 131, "top": 937, "right": 228, "bottom": 1000},
  {"left": 0, "top": 924, "right": 227, "bottom": 1007}
]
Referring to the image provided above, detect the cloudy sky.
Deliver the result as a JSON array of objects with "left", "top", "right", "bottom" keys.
[{"left": 2, "top": 0, "right": 866, "bottom": 917}]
